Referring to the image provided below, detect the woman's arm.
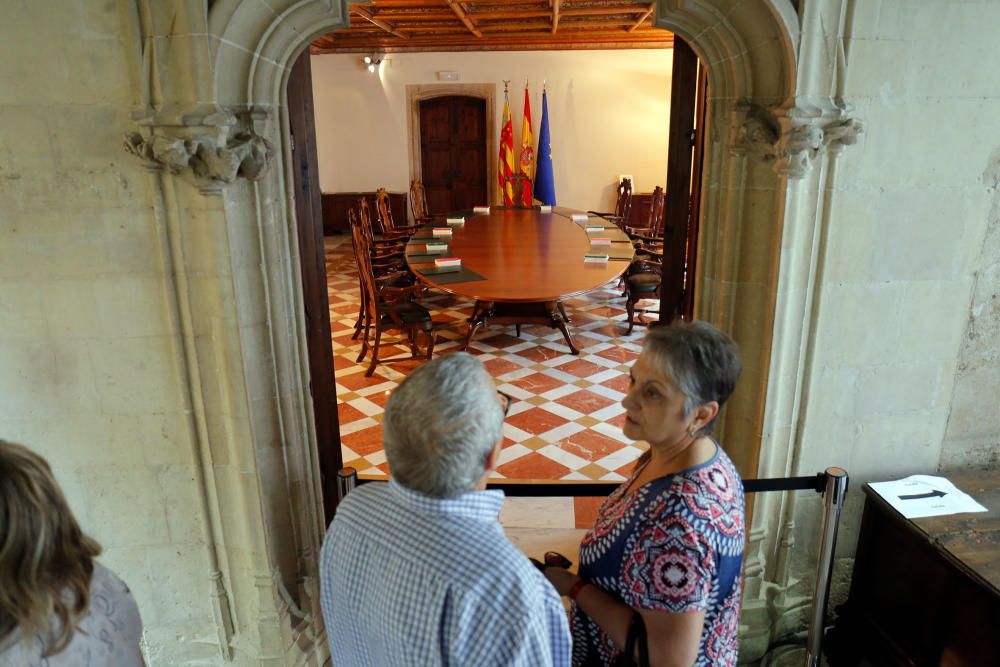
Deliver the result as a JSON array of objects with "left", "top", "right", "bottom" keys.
[{"left": 544, "top": 568, "right": 704, "bottom": 667}]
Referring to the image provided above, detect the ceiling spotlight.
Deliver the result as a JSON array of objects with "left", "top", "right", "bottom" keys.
[{"left": 363, "top": 53, "right": 383, "bottom": 74}]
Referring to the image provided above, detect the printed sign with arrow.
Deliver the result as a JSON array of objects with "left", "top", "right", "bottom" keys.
[{"left": 870, "top": 475, "right": 987, "bottom": 519}]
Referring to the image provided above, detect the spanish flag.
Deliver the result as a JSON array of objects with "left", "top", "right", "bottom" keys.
[
  {"left": 518, "top": 84, "right": 534, "bottom": 206},
  {"left": 498, "top": 88, "right": 515, "bottom": 206}
]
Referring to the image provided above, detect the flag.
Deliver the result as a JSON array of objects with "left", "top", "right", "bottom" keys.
[
  {"left": 498, "top": 89, "right": 515, "bottom": 206},
  {"left": 518, "top": 84, "right": 534, "bottom": 206},
  {"left": 534, "top": 90, "right": 556, "bottom": 206}
]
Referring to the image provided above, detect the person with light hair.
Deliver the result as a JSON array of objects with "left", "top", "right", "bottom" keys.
[
  {"left": 0, "top": 439, "right": 144, "bottom": 665},
  {"left": 320, "top": 352, "right": 571, "bottom": 666}
]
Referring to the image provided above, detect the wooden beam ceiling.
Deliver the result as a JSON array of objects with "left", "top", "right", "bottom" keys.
[{"left": 311, "top": 0, "right": 673, "bottom": 53}]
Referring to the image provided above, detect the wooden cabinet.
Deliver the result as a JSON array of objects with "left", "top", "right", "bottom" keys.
[
  {"left": 827, "top": 470, "right": 1000, "bottom": 666},
  {"left": 321, "top": 191, "right": 408, "bottom": 235}
]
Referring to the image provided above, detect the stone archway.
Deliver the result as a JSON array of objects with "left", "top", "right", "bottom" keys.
[{"left": 124, "top": 0, "right": 862, "bottom": 663}]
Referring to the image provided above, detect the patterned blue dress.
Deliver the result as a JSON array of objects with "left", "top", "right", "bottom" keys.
[{"left": 571, "top": 443, "right": 745, "bottom": 666}]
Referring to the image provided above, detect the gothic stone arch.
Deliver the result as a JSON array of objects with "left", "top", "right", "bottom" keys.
[{"left": 124, "top": 0, "right": 862, "bottom": 662}]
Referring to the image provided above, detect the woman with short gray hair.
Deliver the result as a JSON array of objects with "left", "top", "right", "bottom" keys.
[{"left": 542, "top": 321, "right": 745, "bottom": 666}]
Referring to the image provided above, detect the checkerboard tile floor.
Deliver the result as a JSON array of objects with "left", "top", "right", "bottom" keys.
[{"left": 327, "top": 237, "right": 660, "bottom": 484}]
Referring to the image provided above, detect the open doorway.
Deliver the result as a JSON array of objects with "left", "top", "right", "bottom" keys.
[{"left": 291, "top": 18, "right": 705, "bottom": 522}]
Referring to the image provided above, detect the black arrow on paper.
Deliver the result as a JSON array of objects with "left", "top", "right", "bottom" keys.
[{"left": 898, "top": 490, "right": 947, "bottom": 501}]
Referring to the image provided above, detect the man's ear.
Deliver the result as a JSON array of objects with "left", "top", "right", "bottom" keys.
[{"left": 484, "top": 439, "right": 503, "bottom": 475}]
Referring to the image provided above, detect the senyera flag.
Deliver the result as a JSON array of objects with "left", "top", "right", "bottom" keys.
[
  {"left": 518, "top": 84, "right": 534, "bottom": 206},
  {"left": 498, "top": 88, "right": 515, "bottom": 206},
  {"left": 534, "top": 89, "right": 556, "bottom": 206}
]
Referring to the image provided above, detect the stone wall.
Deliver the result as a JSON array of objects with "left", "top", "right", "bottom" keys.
[
  {"left": 781, "top": 0, "right": 1000, "bottom": 632},
  {"left": 0, "top": 1, "right": 219, "bottom": 663}
]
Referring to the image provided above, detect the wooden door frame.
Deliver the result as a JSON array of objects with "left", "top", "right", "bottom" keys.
[
  {"left": 287, "top": 50, "right": 343, "bottom": 523},
  {"left": 660, "top": 36, "right": 700, "bottom": 323},
  {"left": 406, "top": 84, "right": 496, "bottom": 218}
]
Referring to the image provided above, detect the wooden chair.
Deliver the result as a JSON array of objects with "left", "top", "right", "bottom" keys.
[
  {"left": 502, "top": 173, "right": 533, "bottom": 208},
  {"left": 623, "top": 246, "right": 663, "bottom": 334},
  {"left": 624, "top": 185, "right": 665, "bottom": 250},
  {"left": 589, "top": 177, "right": 633, "bottom": 228},
  {"left": 376, "top": 187, "right": 422, "bottom": 238},
  {"left": 347, "top": 208, "right": 411, "bottom": 340},
  {"left": 409, "top": 179, "right": 442, "bottom": 225},
  {"left": 358, "top": 197, "right": 407, "bottom": 252},
  {"left": 350, "top": 217, "right": 435, "bottom": 376}
]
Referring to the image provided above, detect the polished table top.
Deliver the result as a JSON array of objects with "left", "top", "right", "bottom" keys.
[{"left": 405, "top": 207, "right": 634, "bottom": 302}]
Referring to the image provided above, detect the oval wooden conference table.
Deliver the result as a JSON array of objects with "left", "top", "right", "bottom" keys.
[{"left": 404, "top": 206, "right": 635, "bottom": 355}]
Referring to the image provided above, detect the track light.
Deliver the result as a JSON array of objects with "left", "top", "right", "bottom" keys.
[{"left": 363, "top": 53, "right": 383, "bottom": 74}]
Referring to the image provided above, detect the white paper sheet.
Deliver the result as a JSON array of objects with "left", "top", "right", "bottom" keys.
[{"left": 868, "top": 475, "right": 988, "bottom": 519}]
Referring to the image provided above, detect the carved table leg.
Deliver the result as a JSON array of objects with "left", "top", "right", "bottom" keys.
[{"left": 546, "top": 301, "right": 579, "bottom": 355}]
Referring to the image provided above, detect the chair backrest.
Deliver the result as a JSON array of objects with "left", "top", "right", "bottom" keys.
[
  {"left": 646, "top": 186, "right": 666, "bottom": 236},
  {"left": 356, "top": 197, "right": 379, "bottom": 245},
  {"left": 615, "top": 178, "right": 634, "bottom": 222},
  {"left": 410, "top": 180, "right": 429, "bottom": 221},
  {"left": 375, "top": 188, "right": 395, "bottom": 233},
  {"left": 504, "top": 173, "right": 532, "bottom": 208},
  {"left": 348, "top": 211, "right": 379, "bottom": 316}
]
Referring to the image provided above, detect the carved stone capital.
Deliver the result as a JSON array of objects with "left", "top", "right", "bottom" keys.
[
  {"left": 731, "top": 104, "right": 863, "bottom": 178},
  {"left": 123, "top": 110, "right": 274, "bottom": 193}
]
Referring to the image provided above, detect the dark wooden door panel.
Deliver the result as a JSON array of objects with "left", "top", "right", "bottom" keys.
[
  {"left": 286, "top": 49, "right": 341, "bottom": 522},
  {"left": 419, "top": 95, "right": 487, "bottom": 214}
]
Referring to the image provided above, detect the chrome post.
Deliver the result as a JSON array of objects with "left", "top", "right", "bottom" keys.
[
  {"left": 337, "top": 467, "right": 358, "bottom": 502},
  {"left": 805, "top": 467, "right": 849, "bottom": 667}
]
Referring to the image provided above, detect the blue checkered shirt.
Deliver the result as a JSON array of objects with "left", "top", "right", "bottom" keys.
[{"left": 320, "top": 479, "right": 571, "bottom": 666}]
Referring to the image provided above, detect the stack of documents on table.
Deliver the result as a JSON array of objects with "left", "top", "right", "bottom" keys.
[
  {"left": 869, "top": 474, "right": 988, "bottom": 519},
  {"left": 539, "top": 205, "right": 553, "bottom": 213},
  {"left": 584, "top": 253, "right": 609, "bottom": 263},
  {"left": 434, "top": 257, "right": 461, "bottom": 271},
  {"left": 432, "top": 227, "right": 452, "bottom": 237},
  {"left": 571, "top": 213, "right": 589, "bottom": 222},
  {"left": 590, "top": 237, "right": 612, "bottom": 246},
  {"left": 473, "top": 205, "right": 490, "bottom": 214},
  {"left": 425, "top": 242, "right": 448, "bottom": 252},
  {"left": 446, "top": 216, "right": 465, "bottom": 225}
]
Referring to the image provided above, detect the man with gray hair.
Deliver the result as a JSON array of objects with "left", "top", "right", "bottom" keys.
[{"left": 320, "top": 352, "right": 571, "bottom": 666}]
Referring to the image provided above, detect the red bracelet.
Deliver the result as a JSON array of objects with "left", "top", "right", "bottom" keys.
[{"left": 567, "top": 579, "right": 589, "bottom": 600}]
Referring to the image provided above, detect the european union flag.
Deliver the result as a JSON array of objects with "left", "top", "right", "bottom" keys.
[{"left": 534, "top": 90, "right": 556, "bottom": 206}]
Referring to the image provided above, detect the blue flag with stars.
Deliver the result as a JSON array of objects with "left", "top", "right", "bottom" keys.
[{"left": 534, "top": 90, "right": 556, "bottom": 206}]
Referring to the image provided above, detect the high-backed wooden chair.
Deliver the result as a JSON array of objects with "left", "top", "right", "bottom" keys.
[
  {"left": 623, "top": 245, "right": 663, "bottom": 334},
  {"left": 358, "top": 197, "right": 406, "bottom": 252},
  {"left": 347, "top": 208, "right": 411, "bottom": 340},
  {"left": 409, "top": 179, "right": 441, "bottom": 226},
  {"left": 589, "top": 177, "right": 633, "bottom": 228},
  {"left": 376, "top": 187, "right": 421, "bottom": 238},
  {"left": 350, "top": 217, "right": 435, "bottom": 376},
  {"left": 502, "top": 173, "right": 533, "bottom": 208},
  {"left": 624, "top": 185, "right": 665, "bottom": 250}
]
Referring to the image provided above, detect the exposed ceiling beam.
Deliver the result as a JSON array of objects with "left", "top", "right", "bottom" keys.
[
  {"left": 628, "top": 3, "right": 656, "bottom": 32},
  {"left": 352, "top": 6, "right": 409, "bottom": 39},
  {"left": 445, "top": 0, "right": 483, "bottom": 38},
  {"left": 551, "top": 0, "right": 561, "bottom": 34}
]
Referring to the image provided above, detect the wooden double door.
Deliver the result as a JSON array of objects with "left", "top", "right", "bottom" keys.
[{"left": 419, "top": 96, "right": 487, "bottom": 214}]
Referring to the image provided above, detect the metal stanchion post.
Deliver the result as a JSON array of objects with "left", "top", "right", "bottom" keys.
[
  {"left": 337, "top": 467, "right": 358, "bottom": 503},
  {"left": 805, "top": 466, "right": 849, "bottom": 667}
]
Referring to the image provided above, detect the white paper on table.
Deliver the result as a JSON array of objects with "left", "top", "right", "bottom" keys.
[
  {"left": 539, "top": 205, "right": 553, "bottom": 213},
  {"left": 571, "top": 213, "right": 588, "bottom": 222},
  {"left": 473, "top": 206, "right": 490, "bottom": 214},
  {"left": 868, "top": 475, "right": 988, "bottom": 519}
]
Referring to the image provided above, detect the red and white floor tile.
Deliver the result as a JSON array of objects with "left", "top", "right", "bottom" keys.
[{"left": 327, "top": 237, "right": 659, "bottom": 497}]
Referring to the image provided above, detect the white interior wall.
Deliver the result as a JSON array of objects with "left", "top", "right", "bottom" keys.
[{"left": 310, "top": 49, "right": 673, "bottom": 213}]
